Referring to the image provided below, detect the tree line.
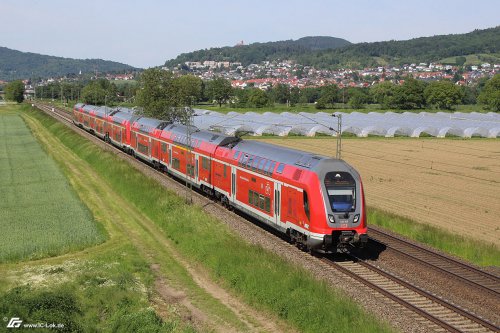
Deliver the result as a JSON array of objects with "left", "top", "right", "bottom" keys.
[{"left": 2, "top": 70, "right": 499, "bottom": 115}]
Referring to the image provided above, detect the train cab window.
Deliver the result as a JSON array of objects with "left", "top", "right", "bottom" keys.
[
  {"left": 223, "top": 164, "right": 227, "bottom": 178},
  {"left": 276, "top": 163, "right": 285, "bottom": 174},
  {"left": 161, "top": 143, "right": 167, "bottom": 153},
  {"left": 324, "top": 172, "right": 356, "bottom": 212},
  {"left": 233, "top": 151, "right": 239, "bottom": 160}
]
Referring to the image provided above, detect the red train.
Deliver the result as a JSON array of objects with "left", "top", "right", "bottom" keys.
[{"left": 73, "top": 103, "right": 368, "bottom": 251}]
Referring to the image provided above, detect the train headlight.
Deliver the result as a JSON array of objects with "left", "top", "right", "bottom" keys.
[
  {"left": 353, "top": 214, "right": 360, "bottom": 223},
  {"left": 328, "top": 214, "right": 335, "bottom": 223}
]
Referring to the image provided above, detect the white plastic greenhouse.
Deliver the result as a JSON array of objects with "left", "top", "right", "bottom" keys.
[{"left": 191, "top": 109, "right": 500, "bottom": 138}]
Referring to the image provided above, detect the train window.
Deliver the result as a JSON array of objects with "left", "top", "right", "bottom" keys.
[
  {"left": 264, "top": 160, "right": 271, "bottom": 174},
  {"left": 254, "top": 192, "right": 260, "bottom": 207},
  {"left": 172, "top": 158, "right": 180, "bottom": 170},
  {"left": 265, "top": 197, "right": 271, "bottom": 213},
  {"left": 258, "top": 159, "right": 266, "bottom": 171},
  {"left": 202, "top": 157, "right": 210, "bottom": 170},
  {"left": 252, "top": 157, "right": 260, "bottom": 170},
  {"left": 303, "top": 191, "right": 310, "bottom": 220},
  {"left": 223, "top": 164, "right": 227, "bottom": 178},
  {"left": 238, "top": 154, "right": 245, "bottom": 166},
  {"left": 233, "top": 151, "right": 239, "bottom": 160},
  {"left": 276, "top": 163, "right": 285, "bottom": 174},
  {"left": 268, "top": 161, "right": 276, "bottom": 174},
  {"left": 248, "top": 190, "right": 254, "bottom": 205},
  {"left": 259, "top": 195, "right": 265, "bottom": 210},
  {"left": 246, "top": 156, "right": 254, "bottom": 168},
  {"left": 161, "top": 143, "right": 167, "bottom": 153}
]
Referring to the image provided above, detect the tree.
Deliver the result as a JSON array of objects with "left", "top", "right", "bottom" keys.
[
  {"left": 388, "top": 78, "right": 427, "bottom": 110},
  {"left": 247, "top": 88, "right": 270, "bottom": 108},
  {"left": 289, "top": 87, "right": 300, "bottom": 106},
  {"left": 424, "top": 80, "right": 464, "bottom": 110},
  {"left": 477, "top": 74, "right": 500, "bottom": 111},
  {"left": 271, "top": 83, "right": 290, "bottom": 104},
  {"left": 81, "top": 79, "right": 117, "bottom": 105},
  {"left": 347, "top": 87, "right": 368, "bottom": 109},
  {"left": 4, "top": 80, "right": 24, "bottom": 103},
  {"left": 172, "top": 75, "right": 203, "bottom": 106},
  {"left": 136, "top": 68, "right": 178, "bottom": 120},
  {"left": 205, "top": 77, "right": 233, "bottom": 107},
  {"left": 316, "top": 84, "right": 339, "bottom": 109},
  {"left": 370, "top": 81, "right": 395, "bottom": 108}
]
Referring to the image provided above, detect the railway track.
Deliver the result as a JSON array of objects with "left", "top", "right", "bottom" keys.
[
  {"left": 322, "top": 255, "right": 499, "bottom": 333},
  {"left": 32, "top": 102, "right": 500, "bottom": 333},
  {"left": 368, "top": 226, "right": 500, "bottom": 297}
]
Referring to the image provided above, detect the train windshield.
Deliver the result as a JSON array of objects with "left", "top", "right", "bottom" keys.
[{"left": 324, "top": 172, "right": 356, "bottom": 212}]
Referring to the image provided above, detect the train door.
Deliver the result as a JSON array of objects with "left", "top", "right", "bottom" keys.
[
  {"left": 231, "top": 167, "right": 236, "bottom": 203},
  {"left": 195, "top": 156, "right": 199, "bottom": 183},
  {"left": 274, "top": 183, "right": 282, "bottom": 225}
]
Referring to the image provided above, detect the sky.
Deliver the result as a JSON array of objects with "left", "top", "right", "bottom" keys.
[{"left": 1, "top": 0, "right": 499, "bottom": 68}]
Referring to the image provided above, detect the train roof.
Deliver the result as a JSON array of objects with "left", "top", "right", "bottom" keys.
[
  {"left": 133, "top": 117, "right": 169, "bottom": 134},
  {"left": 232, "top": 140, "right": 329, "bottom": 170},
  {"left": 164, "top": 123, "right": 240, "bottom": 147},
  {"left": 110, "top": 111, "right": 137, "bottom": 125},
  {"left": 74, "top": 103, "right": 85, "bottom": 109}
]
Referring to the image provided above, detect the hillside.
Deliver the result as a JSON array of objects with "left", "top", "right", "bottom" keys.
[
  {"left": 164, "top": 36, "right": 351, "bottom": 67},
  {"left": 165, "top": 26, "right": 500, "bottom": 69},
  {"left": 0, "top": 47, "right": 138, "bottom": 81},
  {"left": 299, "top": 26, "right": 500, "bottom": 68}
]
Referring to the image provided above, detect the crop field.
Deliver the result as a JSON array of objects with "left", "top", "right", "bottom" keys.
[
  {"left": 257, "top": 137, "right": 500, "bottom": 247},
  {"left": 0, "top": 111, "right": 106, "bottom": 262}
]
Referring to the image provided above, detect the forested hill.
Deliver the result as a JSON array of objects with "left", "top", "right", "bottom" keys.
[
  {"left": 0, "top": 47, "right": 138, "bottom": 81},
  {"left": 165, "top": 27, "right": 500, "bottom": 69},
  {"left": 297, "top": 26, "right": 500, "bottom": 68},
  {"left": 164, "top": 36, "right": 351, "bottom": 67}
]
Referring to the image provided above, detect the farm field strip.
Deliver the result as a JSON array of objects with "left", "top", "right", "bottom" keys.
[
  {"left": 257, "top": 137, "right": 500, "bottom": 246},
  {"left": 0, "top": 112, "right": 106, "bottom": 263}
]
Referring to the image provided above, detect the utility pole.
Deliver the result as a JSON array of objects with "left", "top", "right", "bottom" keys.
[
  {"left": 332, "top": 113, "right": 342, "bottom": 159},
  {"left": 185, "top": 105, "right": 194, "bottom": 204}
]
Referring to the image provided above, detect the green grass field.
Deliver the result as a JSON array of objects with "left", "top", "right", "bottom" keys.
[{"left": 0, "top": 109, "right": 106, "bottom": 262}]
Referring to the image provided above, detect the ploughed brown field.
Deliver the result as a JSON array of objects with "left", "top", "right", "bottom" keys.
[{"left": 257, "top": 138, "right": 500, "bottom": 246}]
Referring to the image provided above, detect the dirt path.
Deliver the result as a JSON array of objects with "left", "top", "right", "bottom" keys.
[{"left": 22, "top": 113, "right": 294, "bottom": 333}]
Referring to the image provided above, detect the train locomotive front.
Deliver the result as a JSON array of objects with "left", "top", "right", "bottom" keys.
[{"left": 304, "top": 158, "right": 368, "bottom": 252}]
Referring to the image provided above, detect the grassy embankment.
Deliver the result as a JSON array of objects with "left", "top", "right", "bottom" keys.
[
  {"left": 368, "top": 208, "right": 500, "bottom": 267},
  {"left": 18, "top": 104, "right": 395, "bottom": 333}
]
